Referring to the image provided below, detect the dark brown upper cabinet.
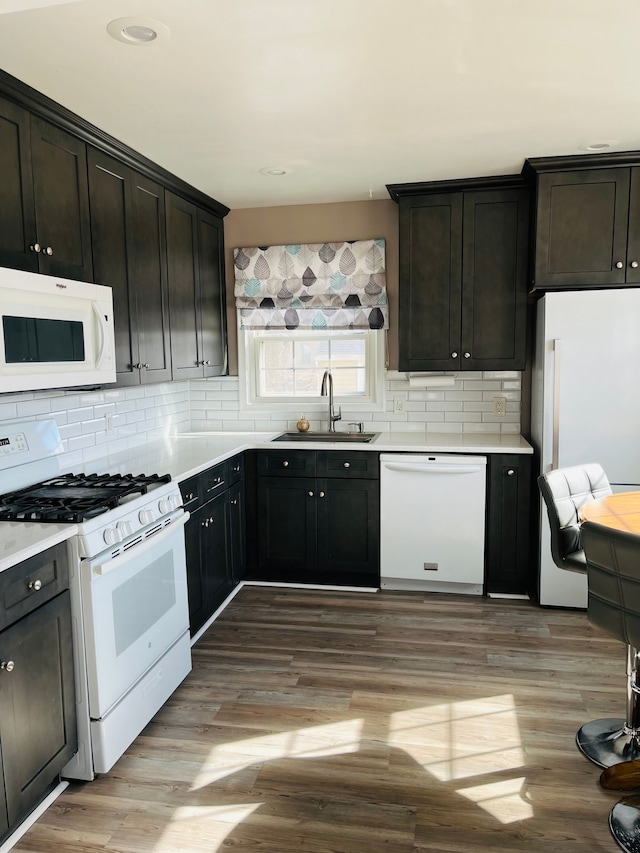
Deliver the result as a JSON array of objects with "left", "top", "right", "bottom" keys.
[
  {"left": 88, "top": 148, "right": 171, "bottom": 385},
  {"left": 165, "top": 192, "right": 227, "bottom": 380},
  {"left": 388, "top": 177, "right": 529, "bottom": 372},
  {"left": 0, "top": 96, "right": 92, "bottom": 280},
  {"left": 524, "top": 155, "right": 640, "bottom": 289}
]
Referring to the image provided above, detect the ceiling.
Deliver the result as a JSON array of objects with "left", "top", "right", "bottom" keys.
[{"left": 0, "top": 0, "right": 638, "bottom": 210}]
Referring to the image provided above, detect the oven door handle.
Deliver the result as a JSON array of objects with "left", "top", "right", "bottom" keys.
[{"left": 86, "top": 511, "right": 190, "bottom": 577}]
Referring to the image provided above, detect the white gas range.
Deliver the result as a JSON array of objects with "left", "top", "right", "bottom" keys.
[{"left": 0, "top": 419, "right": 191, "bottom": 781}]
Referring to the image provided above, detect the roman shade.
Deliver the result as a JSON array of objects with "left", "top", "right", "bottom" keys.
[{"left": 234, "top": 238, "right": 388, "bottom": 330}]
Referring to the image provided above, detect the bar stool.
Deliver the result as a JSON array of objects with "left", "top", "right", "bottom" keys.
[
  {"left": 581, "top": 521, "right": 640, "bottom": 853},
  {"left": 537, "top": 464, "right": 640, "bottom": 767}
]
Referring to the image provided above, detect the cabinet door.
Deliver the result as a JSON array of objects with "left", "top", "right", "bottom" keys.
[
  {"left": 461, "top": 189, "right": 528, "bottom": 370},
  {"left": 88, "top": 148, "right": 140, "bottom": 385},
  {"left": 626, "top": 167, "right": 640, "bottom": 285},
  {"left": 129, "top": 176, "right": 171, "bottom": 383},
  {"left": 398, "top": 194, "right": 463, "bottom": 371},
  {"left": 316, "top": 478, "right": 379, "bottom": 585},
  {"left": 485, "top": 455, "right": 531, "bottom": 595},
  {"left": 0, "top": 96, "right": 36, "bottom": 272},
  {"left": 257, "top": 477, "right": 317, "bottom": 579},
  {"left": 0, "top": 592, "right": 76, "bottom": 828},
  {"left": 228, "top": 480, "right": 246, "bottom": 583},
  {"left": 201, "top": 491, "right": 233, "bottom": 613},
  {"left": 533, "top": 168, "right": 630, "bottom": 288},
  {"left": 184, "top": 503, "right": 207, "bottom": 636},
  {"left": 166, "top": 192, "right": 202, "bottom": 380},
  {"left": 197, "top": 208, "right": 227, "bottom": 376},
  {"left": 30, "top": 116, "right": 93, "bottom": 281}
]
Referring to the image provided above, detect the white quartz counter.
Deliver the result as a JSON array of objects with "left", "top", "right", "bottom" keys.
[
  {"left": 0, "top": 429, "right": 532, "bottom": 573},
  {"left": 0, "top": 522, "right": 77, "bottom": 574}
]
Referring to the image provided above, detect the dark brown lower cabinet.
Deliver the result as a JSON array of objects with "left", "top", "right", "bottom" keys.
[
  {"left": 180, "top": 454, "right": 246, "bottom": 636},
  {"left": 485, "top": 454, "right": 532, "bottom": 596},
  {"left": 0, "top": 587, "right": 76, "bottom": 839},
  {"left": 254, "top": 451, "right": 380, "bottom": 587}
]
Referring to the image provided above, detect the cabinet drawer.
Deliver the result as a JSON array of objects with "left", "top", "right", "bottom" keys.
[
  {"left": 229, "top": 453, "right": 244, "bottom": 485},
  {"left": 0, "top": 542, "right": 69, "bottom": 631},
  {"left": 179, "top": 474, "right": 204, "bottom": 512},
  {"left": 257, "top": 450, "right": 316, "bottom": 477},
  {"left": 316, "top": 451, "right": 379, "bottom": 479},
  {"left": 202, "top": 460, "right": 228, "bottom": 497}
]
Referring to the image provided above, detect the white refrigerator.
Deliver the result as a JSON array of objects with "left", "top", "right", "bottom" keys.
[{"left": 531, "top": 289, "right": 640, "bottom": 607}]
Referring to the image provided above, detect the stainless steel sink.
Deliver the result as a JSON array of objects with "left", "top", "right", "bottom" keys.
[{"left": 272, "top": 431, "right": 379, "bottom": 443}]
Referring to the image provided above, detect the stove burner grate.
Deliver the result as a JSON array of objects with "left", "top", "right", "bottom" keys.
[{"left": 0, "top": 472, "right": 172, "bottom": 523}]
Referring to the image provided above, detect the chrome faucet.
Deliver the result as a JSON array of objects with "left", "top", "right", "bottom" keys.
[{"left": 320, "top": 369, "right": 341, "bottom": 432}]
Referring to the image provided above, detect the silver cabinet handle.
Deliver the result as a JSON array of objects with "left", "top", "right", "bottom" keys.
[
  {"left": 45, "top": 246, "right": 53, "bottom": 256},
  {"left": 343, "top": 462, "right": 350, "bottom": 468},
  {"left": 507, "top": 469, "right": 515, "bottom": 476},
  {"left": 30, "top": 242, "right": 42, "bottom": 253},
  {"left": 282, "top": 460, "right": 289, "bottom": 467},
  {"left": 632, "top": 261, "right": 639, "bottom": 269},
  {"left": 1, "top": 661, "right": 14, "bottom": 672},
  {"left": 616, "top": 261, "right": 624, "bottom": 269},
  {"left": 464, "top": 352, "right": 471, "bottom": 358},
  {"left": 28, "top": 579, "right": 42, "bottom": 591},
  {"left": 451, "top": 351, "right": 458, "bottom": 358}
]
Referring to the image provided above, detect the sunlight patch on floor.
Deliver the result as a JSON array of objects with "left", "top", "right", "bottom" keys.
[
  {"left": 459, "top": 777, "right": 534, "bottom": 823},
  {"left": 191, "top": 718, "right": 365, "bottom": 790}
]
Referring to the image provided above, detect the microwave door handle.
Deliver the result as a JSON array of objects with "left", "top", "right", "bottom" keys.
[{"left": 92, "top": 302, "right": 107, "bottom": 368}]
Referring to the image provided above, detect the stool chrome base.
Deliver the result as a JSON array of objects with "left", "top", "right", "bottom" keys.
[
  {"left": 576, "top": 718, "right": 640, "bottom": 768},
  {"left": 610, "top": 797, "right": 640, "bottom": 853}
]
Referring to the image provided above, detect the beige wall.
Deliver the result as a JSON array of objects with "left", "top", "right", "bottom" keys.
[{"left": 223, "top": 199, "right": 399, "bottom": 375}]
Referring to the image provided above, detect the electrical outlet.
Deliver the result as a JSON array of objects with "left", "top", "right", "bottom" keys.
[
  {"left": 393, "top": 395, "right": 404, "bottom": 414},
  {"left": 492, "top": 396, "right": 507, "bottom": 417},
  {"left": 105, "top": 413, "right": 115, "bottom": 433}
]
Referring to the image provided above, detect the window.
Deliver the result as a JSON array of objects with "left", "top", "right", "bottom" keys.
[{"left": 238, "top": 324, "right": 385, "bottom": 412}]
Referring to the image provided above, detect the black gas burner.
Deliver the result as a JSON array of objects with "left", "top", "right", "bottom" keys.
[{"left": 0, "top": 472, "right": 171, "bottom": 523}]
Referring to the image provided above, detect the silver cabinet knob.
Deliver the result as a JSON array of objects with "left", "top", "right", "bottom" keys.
[
  {"left": 203, "top": 360, "right": 210, "bottom": 365},
  {"left": 319, "top": 491, "right": 325, "bottom": 498},
  {"left": 464, "top": 352, "right": 471, "bottom": 358},
  {"left": 616, "top": 261, "right": 624, "bottom": 269},
  {"left": 143, "top": 363, "right": 149, "bottom": 369},
  {"left": 1, "top": 661, "right": 14, "bottom": 673},
  {"left": 632, "top": 261, "right": 639, "bottom": 269},
  {"left": 28, "top": 579, "right": 42, "bottom": 591},
  {"left": 231, "top": 498, "right": 238, "bottom": 505},
  {"left": 343, "top": 462, "right": 350, "bottom": 468},
  {"left": 30, "top": 242, "right": 42, "bottom": 253},
  {"left": 451, "top": 351, "right": 458, "bottom": 358},
  {"left": 507, "top": 469, "right": 515, "bottom": 476},
  {"left": 282, "top": 460, "right": 289, "bottom": 467},
  {"left": 308, "top": 491, "right": 314, "bottom": 497},
  {"left": 45, "top": 246, "right": 53, "bottom": 256}
]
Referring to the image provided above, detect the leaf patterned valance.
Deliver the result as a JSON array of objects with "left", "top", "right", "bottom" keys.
[{"left": 234, "top": 238, "right": 388, "bottom": 330}]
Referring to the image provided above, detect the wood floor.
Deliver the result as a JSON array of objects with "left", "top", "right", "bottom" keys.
[{"left": 12, "top": 586, "right": 629, "bottom": 852}]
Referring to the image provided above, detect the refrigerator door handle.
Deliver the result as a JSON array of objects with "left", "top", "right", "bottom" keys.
[{"left": 552, "top": 338, "right": 561, "bottom": 470}]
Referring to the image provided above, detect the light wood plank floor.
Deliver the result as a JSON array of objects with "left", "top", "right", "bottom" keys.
[{"left": 12, "top": 586, "right": 629, "bottom": 852}]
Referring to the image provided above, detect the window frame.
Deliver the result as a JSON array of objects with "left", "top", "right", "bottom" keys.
[{"left": 237, "top": 319, "right": 386, "bottom": 413}]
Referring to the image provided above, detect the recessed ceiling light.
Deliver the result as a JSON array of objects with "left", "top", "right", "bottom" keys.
[
  {"left": 581, "top": 140, "right": 618, "bottom": 152},
  {"left": 259, "top": 167, "right": 292, "bottom": 176},
  {"left": 107, "top": 17, "right": 170, "bottom": 46}
]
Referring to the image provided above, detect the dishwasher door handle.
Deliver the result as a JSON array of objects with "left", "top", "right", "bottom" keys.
[{"left": 382, "top": 462, "right": 484, "bottom": 475}]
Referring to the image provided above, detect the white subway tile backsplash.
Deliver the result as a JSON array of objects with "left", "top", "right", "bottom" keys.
[{"left": 0, "top": 369, "right": 522, "bottom": 470}]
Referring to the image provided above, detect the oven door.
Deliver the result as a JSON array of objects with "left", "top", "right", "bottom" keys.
[{"left": 80, "top": 512, "right": 190, "bottom": 719}]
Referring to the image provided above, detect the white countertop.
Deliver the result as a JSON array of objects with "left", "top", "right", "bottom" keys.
[{"left": 0, "top": 429, "right": 532, "bottom": 573}]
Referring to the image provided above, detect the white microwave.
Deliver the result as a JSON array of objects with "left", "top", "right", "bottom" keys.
[{"left": 0, "top": 267, "right": 116, "bottom": 394}]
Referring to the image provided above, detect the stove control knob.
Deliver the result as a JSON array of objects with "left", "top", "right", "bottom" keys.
[
  {"left": 158, "top": 498, "right": 173, "bottom": 515},
  {"left": 139, "top": 508, "right": 155, "bottom": 525},
  {"left": 103, "top": 527, "right": 123, "bottom": 545},
  {"left": 117, "top": 520, "right": 134, "bottom": 538}
]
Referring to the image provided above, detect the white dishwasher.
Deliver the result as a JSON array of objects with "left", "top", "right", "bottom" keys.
[{"left": 380, "top": 454, "right": 487, "bottom": 594}]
